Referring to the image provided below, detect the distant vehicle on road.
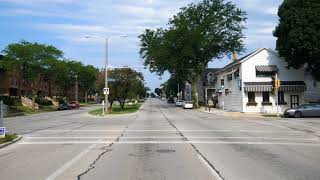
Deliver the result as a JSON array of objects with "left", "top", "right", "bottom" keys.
[
  {"left": 70, "top": 101, "right": 80, "bottom": 109},
  {"left": 284, "top": 104, "right": 320, "bottom": 118},
  {"left": 182, "top": 101, "right": 193, "bottom": 109},
  {"left": 167, "top": 98, "right": 174, "bottom": 104},
  {"left": 175, "top": 100, "right": 184, "bottom": 107},
  {"left": 58, "top": 102, "right": 72, "bottom": 110}
]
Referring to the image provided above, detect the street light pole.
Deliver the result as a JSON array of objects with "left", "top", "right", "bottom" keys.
[
  {"left": 75, "top": 75, "right": 78, "bottom": 101},
  {"left": 105, "top": 38, "right": 109, "bottom": 114},
  {"left": 84, "top": 34, "right": 127, "bottom": 115}
]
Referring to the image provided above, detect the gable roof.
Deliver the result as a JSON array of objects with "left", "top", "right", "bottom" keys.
[
  {"left": 201, "top": 68, "right": 220, "bottom": 81},
  {"left": 214, "top": 48, "right": 278, "bottom": 75}
]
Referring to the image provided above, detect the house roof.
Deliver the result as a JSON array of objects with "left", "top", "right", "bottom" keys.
[
  {"left": 214, "top": 48, "right": 277, "bottom": 75},
  {"left": 201, "top": 68, "right": 220, "bottom": 81}
]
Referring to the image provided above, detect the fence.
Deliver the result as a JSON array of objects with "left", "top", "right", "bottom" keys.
[{"left": 21, "top": 96, "right": 39, "bottom": 110}]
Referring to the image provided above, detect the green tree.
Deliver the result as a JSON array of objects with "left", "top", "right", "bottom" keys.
[
  {"left": 1, "top": 40, "right": 63, "bottom": 111},
  {"left": 273, "top": 0, "right": 320, "bottom": 80},
  {"left": 108, "top": 68, "right": 146, "bottom": 110},
  {"left": 139, "top": 0, "right": 246, "bottom": 107}
]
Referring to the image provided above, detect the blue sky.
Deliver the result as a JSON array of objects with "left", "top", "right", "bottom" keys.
[{"left": 0, "top": 0, "right": 283, "bottom": 91}]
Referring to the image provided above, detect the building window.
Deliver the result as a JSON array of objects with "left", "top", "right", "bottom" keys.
[
  {"left": 256, "top": 71, "right": 274, "bottom": 77},
  {"left": 248, "top": 92, "right": 255, "bottom": 102},
  {"left": 234, "top": 69, "right": 239, "bottom": 79},
  {"left": 225, "top": 89, "right": 230, "bottom": 96},
  {"left": 262, "top": 92, "right": 272, "bottom": 105},
  {"left": 221, "top": 79, "right": 224, "bottom": 86},
  {"left": 247, "top": 92, "right": 257, "bottom": 106},
  {"left": 0, "top": 69, "right": 5, "bottom": 80},
  {"left": 278, "top": 91, "right": 287, "bottom": 105},
  {"left": 227, "top": 74, "right": 232, "bottom": 81},
  {"left": 262, "top": 92, "right": 270, "bottom": 102}
]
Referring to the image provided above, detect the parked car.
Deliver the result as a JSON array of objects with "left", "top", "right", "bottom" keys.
[
  {"left": 284, "top": 104, "right": 320, "bottom": 118},
  {"left": 167, "top": 98, "right": 174, "bottom": 104},
  {"left": 182, "top": 101, "right": 193, "bottom": 109},
  {"left": 175, "top": 100, "right": 184, "bottom": 107},
  {"left": 70, "top": 101, "right": 80, "bottom": 109},
  {"left": 58, "top": 102, "right": 72, "bottom": 110}
]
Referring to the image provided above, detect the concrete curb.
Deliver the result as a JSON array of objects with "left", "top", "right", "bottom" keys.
[{"left": 0, "top": 135, "right": 22, "bottom": 149}]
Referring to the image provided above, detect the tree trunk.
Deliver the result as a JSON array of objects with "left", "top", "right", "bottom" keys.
[
  {"left": 85, "top": 91, "right": 88, "bottom": 103},
  {"left": 32, "top": 90, "right": 36, "bottom": 112},
  {"left": 109, "top": 101, "right": 113, "bottom": 112},
  {"left": 192, "top": 76, "right": 200, "bottom": 109},
  {"left": 120, "top": 101, "right": 125, "bottom": 109},
  {"left": 18, "top": 71, "right": 21, "bottom": 97}
]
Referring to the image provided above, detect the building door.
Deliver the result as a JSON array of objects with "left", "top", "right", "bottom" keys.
[{"left": 290, "top": 95, "right": 299, "bottom": 109}]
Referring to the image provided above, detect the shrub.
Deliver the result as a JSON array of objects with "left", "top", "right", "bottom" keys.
[
  {"left": 35, "top": 97, "right": 53, "bottom": 106},
  {"left": 0, "top": 96, "right": 15, "bottom": 106}
]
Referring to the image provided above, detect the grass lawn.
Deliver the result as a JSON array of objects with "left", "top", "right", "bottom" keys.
[
  {"left": 89, "top": 103, "right": 143, "bottom": 116},
  {"left": 0, "top": 134, "right": 18, "bottom": 144},
  {"left": 5, "top": 105, "right": 57, "bottom": 117}
]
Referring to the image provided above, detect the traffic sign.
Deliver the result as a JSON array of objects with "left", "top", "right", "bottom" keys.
[
  {"left": 0, "top": 127, "right": 5, "bottom": 138},
  {"left": 103, "top": 88, "right": 109, "bottom": 95}
]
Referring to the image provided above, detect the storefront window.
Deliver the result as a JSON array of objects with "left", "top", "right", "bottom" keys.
[
  {"left": 248, "top": 92, "right": 255, "bottom": 102},
  {"left": 262, "top": 92, "right": 270, "bottom": 102}
]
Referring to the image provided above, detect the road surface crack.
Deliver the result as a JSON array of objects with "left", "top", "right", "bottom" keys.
[
  {"left": 76, "top": 126, "right": 128, "bottom": 180},
  {"left": 159, "top": 108, "right": 224, "bottom": 180}
]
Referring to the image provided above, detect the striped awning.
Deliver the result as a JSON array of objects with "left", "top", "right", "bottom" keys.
[
  {"left": 279, "top": 85, "right": 306, "bottom": 92},
  {"left": 255, "top": 65, "right": 279, "bottom": 72},
  {"left": 244, "top": 81, "right": 306, "bottom": 92},
  {"left": 244, "top": 85, "right": 272, "bottom": 92}
]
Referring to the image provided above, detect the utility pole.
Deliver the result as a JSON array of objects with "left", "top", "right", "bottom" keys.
[
  {"left": 275, "top": 73, "right": 279, "bottom": 117},
  {"left": 177, "top": 83, "right": 180, "bottom": 100},
  {"left": 75, "top": 75, "right": 78, "bottom": 101},
  {"left": 105, "top": 38, "right": 109, "bottom": 114},
  {"left": 0, "top": 101, "right": 3, "bottom": 127}
]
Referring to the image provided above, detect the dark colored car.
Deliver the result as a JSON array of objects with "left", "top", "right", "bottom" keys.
[
  {"left": 70, "top": 101, "right": 80, "bottom": 109},
  {"left": 58, "top": 102, "right": 72, "bottom": 110},
  {"left": 284, "top": 104, "right": 320, "bottom": 118},
  {"left": 167, "top": 98, "right": 174, "bottom": 104}
]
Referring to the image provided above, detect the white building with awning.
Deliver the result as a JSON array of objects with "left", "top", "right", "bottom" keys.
[{"left": 210, "top": 48, "right": 311, "bottom": 114}]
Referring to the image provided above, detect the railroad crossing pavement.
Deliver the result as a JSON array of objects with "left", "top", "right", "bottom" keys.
[{"left": 0, "top": 99, "right": 320, "bottom": 180}]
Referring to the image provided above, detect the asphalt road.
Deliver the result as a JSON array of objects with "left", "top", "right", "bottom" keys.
[{"left": 1, "top": 99, "right": 320, "bottom": 180}]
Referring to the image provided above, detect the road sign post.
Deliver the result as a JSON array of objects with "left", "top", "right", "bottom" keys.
[
  {"left": 102, "top": 100, "right": 105, "bottom": 116},
  {"left": 0, "top": 101, "right": 5, "bottom": 138}
]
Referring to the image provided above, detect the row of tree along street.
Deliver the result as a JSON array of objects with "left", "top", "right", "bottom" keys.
[
  {"left": 140, "top": 0, "right": 320, "bottom": 106},
  {"left": 0, "top": 41, "right": 149, "bottom": 111}
]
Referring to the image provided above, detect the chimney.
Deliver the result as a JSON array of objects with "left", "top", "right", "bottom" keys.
[{"left": 233, "top": 53, "right": 238, "bottom": 61}]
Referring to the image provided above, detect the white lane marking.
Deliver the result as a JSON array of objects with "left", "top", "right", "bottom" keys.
[
  {"left": 24, "top": 136, "right": 319, "bottom": 141},
  {"left": 280, "top": 120, "right": 320, "bottom": 132},
  {"left": 19, "top": 141, "right": 320, "bottom": 146},
  {"left": 45, "top": 143, "right": 97, "bottom": 180},
  {"left": 27, "top": 129, "right": 305, "bottom": 133},
  {"left": 197, "top": 154, "right": 223, "bottom": 180},
  {"left": 244, "top": 119, "right": 288, "bottom": 129}
]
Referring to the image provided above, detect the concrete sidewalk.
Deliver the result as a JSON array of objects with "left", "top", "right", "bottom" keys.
[{"left": 197, "top": 106, "right": 281, "bottom": 119}]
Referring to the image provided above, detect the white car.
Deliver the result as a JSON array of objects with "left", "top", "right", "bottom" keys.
[
  {"left": 182, "top": 101, "right": 193, "bottom": 109},
  {"left": 175, "top": 100, "right": 184, "bottom": 107}
]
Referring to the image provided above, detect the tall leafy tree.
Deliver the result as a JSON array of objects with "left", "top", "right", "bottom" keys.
[
  {"left": 139, "top": 0, "right": 246, "bottom": 107},
  {"left": 1, "top": 40, "right": 63, "bottom": 110},
  {"left": 107, "top": 68, "right": 146, "bottom": 110},
  {"left": 274, "top": 0, "right": 320, "bottom": 80}
]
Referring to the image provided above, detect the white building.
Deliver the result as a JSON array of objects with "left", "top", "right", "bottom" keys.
[{"left": 210, "top": 48, "right": 308, "bottom": 113}]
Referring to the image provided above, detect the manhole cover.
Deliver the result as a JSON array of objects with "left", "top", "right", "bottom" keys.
[{"left": 156, "top": 149, "right": 176, "bottom": 153}]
